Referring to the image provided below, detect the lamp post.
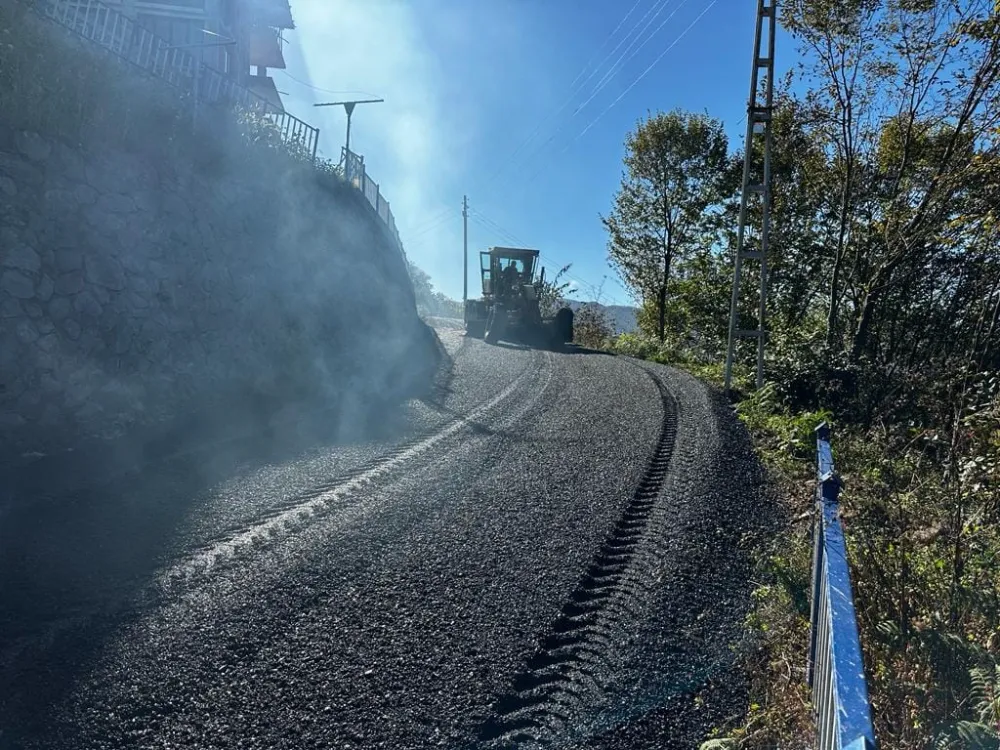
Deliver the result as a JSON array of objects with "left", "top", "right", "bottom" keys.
[{"left": 313, "top": 98, "right": 383, "bottom": 181}]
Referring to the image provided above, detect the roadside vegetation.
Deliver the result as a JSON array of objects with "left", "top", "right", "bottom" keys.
[
  {"left": 597, "top": 2, "right": 1000, "bottom": 747},
  {"left": 408, "top": 262, "right": 464, "bottom": 319}
]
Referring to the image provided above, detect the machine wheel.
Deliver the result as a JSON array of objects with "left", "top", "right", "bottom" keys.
[
  {"left": 485, "top": 307, "right": 505, "bottom": 344},
  {"left": 465, "top": 319, "right": 486, "bottom": 338},
  {"left": 554, "top": 307, "right": 574, "bottom": 344}
]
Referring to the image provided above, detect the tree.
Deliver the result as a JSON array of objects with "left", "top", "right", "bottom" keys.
[
  {"left": 602, "top": 109, "right": 730, "bottom": 341},
  {"left": 572, "top": 304, "right": 615, "bottom": 350},
  {"left": 537, "top": 264, "right": 573, "bottom": 317},
  {"left": 756, "top": 91, "right": 832, "bottom": 338},
  {"left": 407, "top": 262, "right": 435, "bottom": 306},
  {"left": 712, "top": 4, "right": 1000, "bottom": 745},
  {"left": 589, "top": 4, "right": 1000, "bottom": 747},
  {"left": 407, "top": 261, "right": 462, "bottom": 318},
  {"left": 781, "top": 0, "right": 882, "bottom": 348},
  {"left": 782, "top": 0, "right": 1000, "bottom": 361}
]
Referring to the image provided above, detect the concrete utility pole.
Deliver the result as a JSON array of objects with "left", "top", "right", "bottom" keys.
[
  {"left": 723, "top": 0, "right": 777, "bottom": 393},
  {"left": 462, "top": 195, "right": 469, "bottom": 314},
  {"left": 313, "top": 98, "right": 384, "bottom": 181}
]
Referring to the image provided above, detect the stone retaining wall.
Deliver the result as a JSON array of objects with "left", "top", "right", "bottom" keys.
[{"left": 0, "top": 124, "right": 432, "bottom": 456}]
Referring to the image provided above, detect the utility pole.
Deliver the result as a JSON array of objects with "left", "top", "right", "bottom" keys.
[
  {"left": 313, "top": 98, "right": 384, "bottom": 181},
  {"left": 723, "top": 0, "right": 776, "bottom": 393},
  {"left": 462, "top": 195, "right": 469, "bottom": 317}
]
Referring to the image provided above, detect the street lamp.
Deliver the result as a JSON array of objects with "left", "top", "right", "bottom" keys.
[{"left": 313, "top": 98, "right": 383, "bottom": 181}]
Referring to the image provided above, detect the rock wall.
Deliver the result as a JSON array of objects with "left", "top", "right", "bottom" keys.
[{"left": 0, "top": 121, "right": 434, "bottom": 456}]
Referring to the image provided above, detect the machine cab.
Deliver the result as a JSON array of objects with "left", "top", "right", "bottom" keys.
[{"left": 480, "top": 247, "right": 539, "bottom": 297}]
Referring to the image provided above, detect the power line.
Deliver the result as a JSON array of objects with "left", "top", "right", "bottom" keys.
[
  {"left": 467, "top": 208, "right": 611, "bottom": 299},
  {"left": 407, "top": 206, "right": 460, "bottom": 236},
  {"left": 469, "top": 208, "right": 628, "bottom": 303},
  {"left": 569, "top": 0, "right": 719, "bottom": 144},
  {"left": 572, "top": 0, "right": 685, "bottom": 118},
  {"left": 479, "top": 0, "right": 659, "bottom": 192},
  {"left": 468, "top": 212, "right": 524, "bottom": 247},
  {"left": 539, "top": 255, "right": 598, "bottom": 293},
  {"left": 540, "top": 253, "right": 610, "bottom": 299},
  {"left": 453, "top": 1, "right": 716, "bottom": 310},
  {"left": 496, "top": 0, "right": 687, "bottom": 194},
  {"left": 407, "top": 212, "right": 460, "bottom": 243},
  {"left": 570, "top": 0, "right": 670, "bottom": 111},
  {"left": 603, "top": 274, "right": 634, "bottom": 297},
  {"left": 517, "top": 0, "right": 719, "bottom": 188},
  {"left": 567, "top": 0, "right": 646, "bottom": 90},
  {"left": 491, "top": 0, "right": 691, "bottom": 196},
  {"left": 405, "top": 201, "right": 627, "bottom": 304},
  {"left": 275, "top": 68, "right": 380, "bottom": 98}
]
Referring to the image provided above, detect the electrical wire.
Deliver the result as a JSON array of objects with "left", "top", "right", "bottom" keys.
[
  {"left": 454, "top": 1, "right": 717, "bottom": 308},
  {"left": 465, "top": 211, "right": 516, "bottom": 244},
  {"left": 402, "top": 198, "right": 629, "bottom": 303},
  {"left": 407, "top": 213, "right": 460, "bottom": 243},
  {"left": 275, "top": 21, "right": 638, "bottom": 300},
  {"left": 275, "top": 68, "right": 380, "bottom": 98},
  {"left": 407, "top": 206, "right": 461, "bottom": 236},
  {"left": 569, "top": 0, "right": 719, "bottom": 144},
  {"left": 572, "top": 0, "right": 685, "bottom": 118},
  {"left": 408, "top": 204, "right": 625, "bottom": 304},
  {"left": 608, "top": 276, "right": 633, "bottom": 296},
  {"left": 491, "top": 0, "right": 689, "bottom": 196},
  {"left": 479, "top": 0, "right": 656, "bottom": 191},
  {"left": 567, "top": 0, "right": 645, "bottom": 90},
  {"left": 513, "top": 0, "right": 719, "bottom": 191},
  {"left": 468, "top": 213, "right": 523, "bottom": 247},
  {"left": 569, "top": 0, "right": 670, "bottom": 113},
  {"left": 470, "top": 205, "right": 637, "bottom": 302},
  {"left": 401, "top": 185, "right": 632, "bottom": 303}
]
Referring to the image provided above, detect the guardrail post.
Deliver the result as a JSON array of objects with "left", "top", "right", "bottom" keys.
[
  {"left": 809, "top": 422, "right": 838, "bottom": 686},
  {"left": 808, "top": 492, "right": 823, "bottom": 688}
]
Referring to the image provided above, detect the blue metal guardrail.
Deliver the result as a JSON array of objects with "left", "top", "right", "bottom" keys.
[
  {"left": 808, "top": 423, "right": 877, "bottom": 750},
  {"left": 33, "top": 0, "right": 405, "bottom": 261}
]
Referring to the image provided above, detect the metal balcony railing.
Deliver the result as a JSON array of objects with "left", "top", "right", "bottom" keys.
[
  {"left": 341, "top": 147, "right": 404, "bottom": 260},
  {"left": 808, "top": 423, "right": 877, "bottom": 750},
  {"left": 36, "top": 0, "right": 320, "bottom": 161},
  {"left": 32, "top": 0, "right": 405, "bottom": 261}
]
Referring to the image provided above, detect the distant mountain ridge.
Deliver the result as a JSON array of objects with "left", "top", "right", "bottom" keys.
[{"left": 561, "top": 300, "right": 638, "bottom": 334}]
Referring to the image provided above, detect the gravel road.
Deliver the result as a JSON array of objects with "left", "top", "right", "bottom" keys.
[{"left": 0, "top": 326, "right": 772, "bottom": 749}]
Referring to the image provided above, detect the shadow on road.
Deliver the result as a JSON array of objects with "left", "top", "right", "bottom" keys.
[
  {"left": 490, "top": 341, "right": 534, "bottom": 351},
  {"left": 0, "top": 380, "right": 438, "bottom": 746},
  {"left": 563, "top": 344, "right": 616, "bottom": 356},
  {"left": 482, "top": 341, "right": 616, "bottom": 356}
]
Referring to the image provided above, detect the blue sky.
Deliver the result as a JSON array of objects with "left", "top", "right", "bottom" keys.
[{"left": 277, "top": 1, "right": 796, "bottom": 306}]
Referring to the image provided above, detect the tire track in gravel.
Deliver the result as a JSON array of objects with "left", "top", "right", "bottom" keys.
[
  {"left": 475, "top": 369, "right": 678, "bottom": 749},
  {"left": 155, "top": 350, "right": 552, "bottom": 595}
]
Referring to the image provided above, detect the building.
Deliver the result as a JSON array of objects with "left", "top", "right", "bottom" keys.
[
  {"left": 97, "top": 0, "right": 294, "bottom": 111},
  {"left": 243, "top": 0, "right": 293, "bottom": 112}
]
